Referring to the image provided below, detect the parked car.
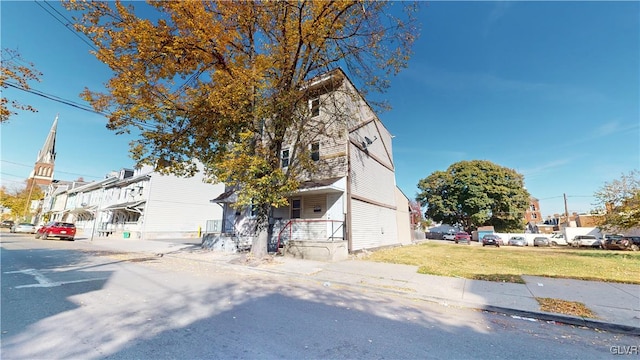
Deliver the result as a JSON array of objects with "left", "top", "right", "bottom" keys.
[
  {"left": 443, "top": 232, "right": 456, "bottom": 241},
  {"left": 507, "top": 236, "right": 527, "bottom": 246},
  {"left": 10, "top": 223, "right": 36, "bottom": 234},
  {"left": 1, "top": 220, "right": 15, "bottom": 229},
  {"left": 549, "top": 233, "right": 568, "bottom": 246},
  {"left": 570, "top": 235, "right": 600, "bottom": 248},
  {"left": 481, "top": 234, "right": 502, "bottom": 247},
  {"left": 35, "top": 222, "right": 76, "bottom": 241},
  {"left": 454, "top": 232, "right": 471, "bottom": 244},
  {"left": 533, "top": 237, "right": 550, "bottom": 247},
  {"left": 603, "top": 236, "right": 640, "bottom": 251}
]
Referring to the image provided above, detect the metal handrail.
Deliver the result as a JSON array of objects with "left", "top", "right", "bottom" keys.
[{"left": 276, "top": 219, "right": 345, "bottom": 249}]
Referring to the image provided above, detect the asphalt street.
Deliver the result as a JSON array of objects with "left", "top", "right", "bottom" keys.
[{"left": 1, "top": 232, "right": 637, "bottom": 359}]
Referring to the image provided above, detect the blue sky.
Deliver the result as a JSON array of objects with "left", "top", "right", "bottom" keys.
[{"left": 1, "top": 1, "right": 638, "bottom": 217}]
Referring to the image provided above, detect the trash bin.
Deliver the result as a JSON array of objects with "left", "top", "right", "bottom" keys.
[{"left": 123, "top": 232, "right": 130, "bottom": 239}]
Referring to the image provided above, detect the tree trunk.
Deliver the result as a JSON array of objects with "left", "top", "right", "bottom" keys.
[{"left": 251, "top": 225, "right": 270, "bottom": 259}]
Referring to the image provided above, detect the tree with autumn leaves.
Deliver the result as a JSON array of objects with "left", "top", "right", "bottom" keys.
[
  {"left": 594, "top": 170, "right": 640, "bottom": 232},
  {"left": 64, "top": 1, "right": 418, "bottom": 257},
  {"left": 0, "top": 48, "right": 42, "bottom": 123}
]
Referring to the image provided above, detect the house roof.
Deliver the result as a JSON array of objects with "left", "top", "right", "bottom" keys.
[
  {"left": 104, "top": 200, "right": 146, "bottom": 211},
  {"left": 210, "top": 189, "right": 237, "bottom": 204}
]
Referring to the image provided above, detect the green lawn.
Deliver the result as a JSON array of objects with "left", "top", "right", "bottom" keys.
[{"left": 363, "top": 241, "right": 640, "bottom": 284}]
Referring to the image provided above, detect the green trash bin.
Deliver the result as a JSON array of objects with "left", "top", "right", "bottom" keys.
[{"left": 123, "top": 232, "right": 130, "bottom": 239}]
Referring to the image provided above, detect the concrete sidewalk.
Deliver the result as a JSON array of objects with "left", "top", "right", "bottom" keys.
[{"left": 81, "top": 237, "right": 640, "bottom": 336}]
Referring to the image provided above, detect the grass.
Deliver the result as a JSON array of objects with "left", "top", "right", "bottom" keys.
[{"left": 363, "top": 241, "right": 640, "bottom": 284}]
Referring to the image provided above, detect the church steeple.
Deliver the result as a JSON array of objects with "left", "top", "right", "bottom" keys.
[{"left": 26, "top": 115, "right": 58, "bottom": 190}]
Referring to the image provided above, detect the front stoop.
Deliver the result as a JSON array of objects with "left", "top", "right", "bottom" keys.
[{"left": 283, "top": 240, "right": 348, "bottom": 262}]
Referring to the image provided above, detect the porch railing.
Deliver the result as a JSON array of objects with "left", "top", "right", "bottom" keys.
[{"left": 276, "top": 219, "right": 345, "bottom": 249}]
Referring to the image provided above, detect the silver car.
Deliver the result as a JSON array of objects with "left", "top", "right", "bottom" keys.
[
  {"left": 508, "top": 236, "right": 527, "bottom": 246},
  {"left": 10, "top": 223, "right": 36, "bottom": 234},
  {"left": 533, "top": 237, "right": 550, "bottom": 247}
]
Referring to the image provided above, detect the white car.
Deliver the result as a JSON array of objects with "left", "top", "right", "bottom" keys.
[
  {"left": 443, "top": 233, "right": 456, "bottom": 241},
  {"left": 10, "top": 223, "right": 36, "bottom": 234},
  {"left": 570, "top": 235, "right": 600, "bottom": 248}
]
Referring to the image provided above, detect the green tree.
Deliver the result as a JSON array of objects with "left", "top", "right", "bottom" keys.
[
  {"left": 64, "top": 1, "right": 418, "bottom": 257},
  {"left": 594, "top": 170, "right": 640, "bottom": 231},
  {"left": 416, "top": 160, "right": 530, "bottom": 233},
  {"left": 0, "top": 48, "right": 42, "bottom": 122}
]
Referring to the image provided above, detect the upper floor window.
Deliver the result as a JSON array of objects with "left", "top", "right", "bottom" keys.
[
  {"left": 530, "top": 204, "right": 536, "bottom": 211},
  {"left": 310, "top": 142, "right": 320, "bottom": 161},
  {"left": 310, "top": 98, "right": 320, "bottom": 117},
  {"left": 281, "top": 148, "right": 290, "bottom": 168}
]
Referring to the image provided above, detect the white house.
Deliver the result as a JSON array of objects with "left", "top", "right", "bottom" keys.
[
  {"left": 206, "top": 69, "right": 412, "bottom": 259},
  {"left": 38, "top": 164, "right": 225, "bottom": 240}
]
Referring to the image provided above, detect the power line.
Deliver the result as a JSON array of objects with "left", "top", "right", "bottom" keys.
[
  {"left": 4, "top": 82, "right": 157, "bottom": 131},
  {"left": 34, "top": 0, "right": 205, "bottom": 99},
  {"left": 0, "top": 160, "right": 103, "bottom": 179},
  {"left": 34, "top": 0, "right": 98, "bottom": 51}
]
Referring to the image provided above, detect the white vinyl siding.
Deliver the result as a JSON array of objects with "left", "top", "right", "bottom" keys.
[
  {"left": 349, "top": 144, "right": 396, "bottom": 206},
  {"left": 350, "top": 199, "right": 399, "bottom": 251},
  {"left": 302, "top": 194, "right": 325, "bottom": 219},
  {"left": 143, "top": 170, "right": 224, "bottom": 237}
]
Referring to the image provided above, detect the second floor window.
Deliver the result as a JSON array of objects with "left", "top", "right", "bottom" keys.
[
  {"left": 310, "top": 142, "right": 320, "bottom": 161},
  {"left": 281, "top": 149, "right": 290, "bottom": 168},
  {"left": 310, "top": 98, "right": 320, "bottom": 117}
]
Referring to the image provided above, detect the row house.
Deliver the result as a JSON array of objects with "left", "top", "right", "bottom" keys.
[
  {"left": 206, "top": 69, "right": 413, "bottom": 260},
  {"left": 38, "top": 164, "right": 224, "bottom": 240}
]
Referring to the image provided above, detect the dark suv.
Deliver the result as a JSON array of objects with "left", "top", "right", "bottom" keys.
[
  {"left": 1, "top": 220, "right": 14, "bottom": 229},
  {"left": 35, "top": 222, "right": 76, "bottom": 241},
  {"left": 482, "top": 234, "right": 503, "bottom": 247},
  {"left": 603, "top": 236, "right": 640, "bottom": 251}
]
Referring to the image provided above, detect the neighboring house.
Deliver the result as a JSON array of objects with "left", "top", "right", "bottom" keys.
[
  {"left": 206, "top": 69, "right": 411, "bottom": 259},
  {"left": 96, "top": 164, "right": 224, "bottom": 239},
  {"left": 38, "top": 179, "right": 90, "bottom": 225},
  {"left": 38, "top": 164, "right": 225, "bottom": 240},
  {"left": 525, "top": 197, "right": 542, "bottom": 224}
]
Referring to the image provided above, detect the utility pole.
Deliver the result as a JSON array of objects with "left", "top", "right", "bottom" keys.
[{"left": 563, "top": 193, "right": 570, "bottom": 226}]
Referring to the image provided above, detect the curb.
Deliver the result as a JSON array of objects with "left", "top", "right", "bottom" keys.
[
  {"left": 225, "top": 259, "right": 640, "bottom": 337},
  {"left": 132, "top": 248, "right": 640, "bottom": 336}
]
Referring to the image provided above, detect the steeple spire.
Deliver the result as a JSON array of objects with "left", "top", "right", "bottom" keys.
[
  {"left": 26, "top": 115, "right": 58, "bottom": 190},
  {"left": 36, "top": 114, "right": 57, "bottom": 164}
]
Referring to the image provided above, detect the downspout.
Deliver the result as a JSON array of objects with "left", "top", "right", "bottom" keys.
[
  {"left": 141, "top": 176, "right": 152, "bottom": 240},
  {"left": 346, "top": 133, "right": 353, "bottom": 253}
]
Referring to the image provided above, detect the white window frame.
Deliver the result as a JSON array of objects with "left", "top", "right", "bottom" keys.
[
  {"left": 310, "top": 142, "right": 320, "bottom": 162},
  {"left": 310, "top": 98, "right": 320, "bottom": 117},
  {"left": 281, "top": 148, "right": 290, "bottom": 168},
  {"left": 291, "top": 198, "right": 301, "bottom": 219}
]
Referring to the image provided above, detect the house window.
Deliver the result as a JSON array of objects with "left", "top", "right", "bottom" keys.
[
  {"left": 291, "top": 198, "right": 301, "bottom": 219},
  {"left": 310, "top": 142, "right": 320, "bottom": 161},
  {"left": 532, "top": 213, "right": 537, "bottom": 219},
  {"left": 310, "top": 98, "right": 320, "bottom": 117},
  {"left": 530, "top": 204, "right": 536, "bottom": 211},
  {"left": 281, "top": 149, "right": 290, "bottom": 168}
]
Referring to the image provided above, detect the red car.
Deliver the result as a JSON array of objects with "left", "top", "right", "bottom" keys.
[
  {"left": 454, "top": 232, "right": 471, "bottom": 244},
  {"left": 35, "top": 222, "right": 76, "bottom": 241}
]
